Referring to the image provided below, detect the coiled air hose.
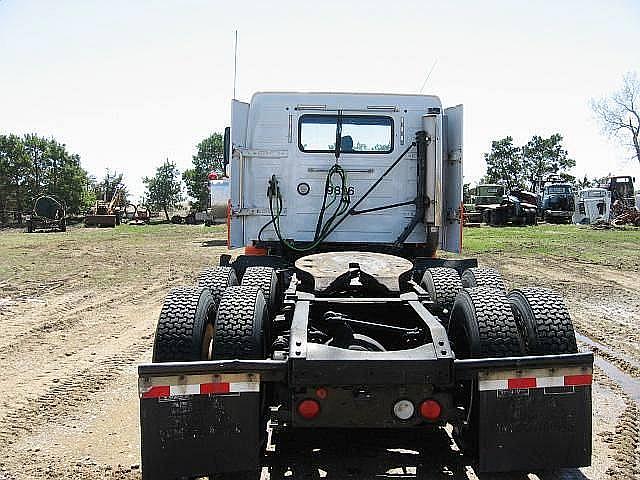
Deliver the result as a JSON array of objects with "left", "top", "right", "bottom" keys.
[{"left": 258, "top": 164, "right": 351, "bottom": 252}]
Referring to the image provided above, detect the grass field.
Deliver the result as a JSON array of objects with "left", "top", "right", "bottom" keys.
[
  {"left": 462, "top": 224, "right": 640, "bottom": 269},
  {"left": 0, "top": 223, "right": 226, "bottom": 283}
]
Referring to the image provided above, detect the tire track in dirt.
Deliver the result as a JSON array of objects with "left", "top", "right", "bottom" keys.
[
  {"left": 592, "top": 367, "right": 640, "bottom": 480},
  {"left": 0, "top": 284, "right": 165, "bottom": 359},
  {"left": 483, "top": 254, "right": 640, "bottom": 378},
  {"left": 0, "top": 339, "right": 153, "bottom": 445},
  {"left": 0, "top": 289, "right": 164, "bottom": 429}
]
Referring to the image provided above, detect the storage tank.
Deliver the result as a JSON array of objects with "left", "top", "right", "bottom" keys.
[{"left": 208, "top": 173, "right": 230, "bottom": 221}]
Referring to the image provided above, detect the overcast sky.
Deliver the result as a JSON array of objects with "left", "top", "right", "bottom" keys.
[{"left": 1, "top": 0, "right": 638, "bottom": 200}]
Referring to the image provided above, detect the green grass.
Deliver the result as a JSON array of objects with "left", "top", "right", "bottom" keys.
[
  {"left": 462, "top": 224, "right": 640, "bottom": 269},
  {"left": 0, "top": 223, "right": 226, "bottom": 282}
]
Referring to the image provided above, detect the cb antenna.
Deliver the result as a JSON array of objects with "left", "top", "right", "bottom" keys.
[
  {"left": 233, "top": 30, "right": 238, "bottom": 99},
  {"left": 419, "top": 58, "right": 438, "bottom": 93}
]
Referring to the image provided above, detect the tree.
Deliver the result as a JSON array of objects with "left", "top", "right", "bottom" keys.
[
  {"left": 521, "top": 134, "right": 575, "bottom": 192},
  {"left": 591, "top": 72, "right": 640, "bottom": 165},
  {"left": 482, "top": 137, "right": 525, "bottom": 190},
  {"left": 143, "top": 159, "right": 183, "bottom": 221},
  {"left": 183, "top": 133, "right": 224, "bottom": 211}
]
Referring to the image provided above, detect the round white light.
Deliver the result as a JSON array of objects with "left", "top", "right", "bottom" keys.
[{"left": 393, "top": 399, "right": 415, "bottom": 420}]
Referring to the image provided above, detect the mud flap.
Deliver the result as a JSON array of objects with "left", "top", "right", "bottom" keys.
[
  {"left": 475, "top": 364, "right": 592, "bottom": 472},
  {"left": 139, "top": 373, "right": 262, "bottom": 480}
]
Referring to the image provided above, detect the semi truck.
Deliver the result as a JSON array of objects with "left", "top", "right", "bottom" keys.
[
  {"left": 138, "top": 92, "right": 592, "bottom": 479},
  {"left": 541, "top": 182, "right": 575, "bottom": 223}
]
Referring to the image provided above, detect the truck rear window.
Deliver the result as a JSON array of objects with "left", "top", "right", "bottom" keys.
[{"left": 299, "top": 115, "right": 393, "bottom": 154}]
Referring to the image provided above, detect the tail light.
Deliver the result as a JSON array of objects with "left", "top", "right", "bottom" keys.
[
  {"left": 297, "top": 399, "right": 320, "bottom": 420},
  {"left": 419, "top": 399, "right": 442, "bottom": 421}
]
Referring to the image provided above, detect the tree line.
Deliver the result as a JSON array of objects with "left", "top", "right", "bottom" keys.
[
  {"left": 481, "top": 133, "right": 576, "bottom": 192},
  {"left": 0, "top": 134, "right": 92, "bottom": 222}
]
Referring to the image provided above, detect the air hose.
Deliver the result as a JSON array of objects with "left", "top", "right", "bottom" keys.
[{"left": 258, "top": 164, "right": 351, "bottom": 252}]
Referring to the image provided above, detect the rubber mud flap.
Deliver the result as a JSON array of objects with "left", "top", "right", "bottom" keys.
[
  {"left": 140, "top": 384, "right": 261, "bottom": 479},
  {"left": 476, "top": 367, "right": 592, "bottom": 472}
]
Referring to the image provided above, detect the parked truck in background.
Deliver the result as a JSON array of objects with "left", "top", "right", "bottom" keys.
[
  {"left": 138, "top": 92, "right": 592, "bottom": 479},
  {"left": 573, "top": 187, "right": 611, "bottom": 224},
  {"left": 542, "top": 182, "right": 575, "bottom": 223},
  {"left": 464, "top": 184, "right": 505, "bottom": 224},
  {"left": 602, "top": 175, "right": 636, "bottom": 208}
]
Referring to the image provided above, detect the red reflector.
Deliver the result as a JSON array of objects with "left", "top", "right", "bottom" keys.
[
  {"left": 200, "top": 382, "right": 230, "bottom": 394},
  {"left": 564, "top": 374, "right": 592, "bottom": 386},
  {"left": 315, "top": 387, "right": 328, "bottom": 400},
  {"left": 507, "top": 377, "right": 537, "bottom": 389},
  {"left": 297, "top": 399, "right": 320, "bottom": 419},
  {"left": 142, "top": 385, "right": 170, "bottom": 399},
  {"left": 419, "top": 399, "right": 441, "bottom": 421}
]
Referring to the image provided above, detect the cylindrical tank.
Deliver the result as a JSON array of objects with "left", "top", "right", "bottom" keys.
[{"left": 209, "top": 179, "right": 231, "bottom": 220}]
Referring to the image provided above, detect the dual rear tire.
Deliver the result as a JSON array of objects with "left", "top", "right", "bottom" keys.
[{"left": 153, "top": 265, "right": 279, "bottom": 363}]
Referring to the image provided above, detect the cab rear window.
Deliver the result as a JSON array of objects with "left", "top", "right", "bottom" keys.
[{"left": 299, "top": 115, "right": 393, "bottom": 154}]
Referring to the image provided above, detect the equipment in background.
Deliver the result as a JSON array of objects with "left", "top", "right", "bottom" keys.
[
  {"left": 600, "top": 175, "right": 636, "bottom": 208},
  {"left": 481, "top": 193, "right": 538, "bottom": 226},
  {"left": 541, "top": 181, "right": 575, "bottom": 223},
  {"left": 85, "top": 186, "right": 123, "bottom": 227},
  {"left": 573, "top": 188, "right": 611, "bottom": 224},
  {"left": 125, "top": 204, "right": 151, "bottom": 225},
  {"left": 25, "top": 195, "right": 66, "bottom": 233},
  {"left": 207, "top": 174, "right": 231, "bottom": 225},
  {"left": 464, "top": 184, "right": 505, "bottom": 225},
  {"left": 170, "top": 174, "right": 230, "bottom": 226}
]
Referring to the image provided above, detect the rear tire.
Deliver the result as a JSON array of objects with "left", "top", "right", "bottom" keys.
[
  {"left": 213, "top": 286, "right": 267, "bottom": 360},
  {"left": 508, "top": 287, "right": 578, "bottom": 355},
  {"left": 152, "top": 287, "right": 216, "bottom": 362},
  {"left": 461, "top": 267, "right": 506, "bottom": 292},
  {"left": 449, "top": 287, "right": 524, "bottom": 359},
  {"left": 197, "top": 266, "right": 238, "bottom": 305},
  {"left": 421, "top": 267, "right": 463, "bottom": 311},
  {"left": 241, "top": 266, "right": 279, "bottom": 311}
]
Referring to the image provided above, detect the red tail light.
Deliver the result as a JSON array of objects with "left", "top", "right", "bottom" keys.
[
  {"left": 419, "top": 399, "right": 441, "bottom": 421},
  {"left": 297, "top": 399, "right": 320, "bottom": 419}
]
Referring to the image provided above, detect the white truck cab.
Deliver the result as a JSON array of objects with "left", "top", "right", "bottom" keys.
[{"left": 224, "top": 92, "right": 463, "bottom": 256}]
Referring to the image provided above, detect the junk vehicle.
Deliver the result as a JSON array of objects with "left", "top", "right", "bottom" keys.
[
  {"left": 138, "top": 92, "right": 593, "bottom": 479},
  {"left": 85, "top": 186, "right": 123, "bottom": 227},
  {"left": 481, "top": 193, "right": 538, "bottom": 226},
  {"left": 463, "top": 184, "right": 505, "bottom": 224},
  {"left": 602, "top": 175, "right": 636, "bottom": 207},
  {"left": 573, "top": 188, "right": 611, "bottom": 224},
  {"left": 541, "top": 182, "right": 574, "bottom": 223},
  {"left": 25, "top": 195, "right": 66, "bottom": 232}
]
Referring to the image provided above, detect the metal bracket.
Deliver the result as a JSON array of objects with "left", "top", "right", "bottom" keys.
[
  {"left": 234, "top": 208, "right": 287, "bottom": 216},
  {"left": 237, "top": 148, "right": 288, "bottom": 158}
]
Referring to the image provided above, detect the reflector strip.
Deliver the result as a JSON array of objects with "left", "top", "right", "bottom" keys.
[
  {"left": 564, "top": 374, "right": 592, "bottom": 386},
  {"left": 139, "top": 374, "right": 260, "bottom": 399},
  {"left": 507, "top": 377, "right": 536, "bottom": 389},
  {"left": 142, "top": 385, "right": 170, "bottom": 399},
  {"left": 479, "top": 373, "right": 592, "bottom": 391}
]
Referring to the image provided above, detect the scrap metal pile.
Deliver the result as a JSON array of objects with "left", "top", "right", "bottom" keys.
[{"left": 591, "top": 200, "right": 640, "bottom": 229}]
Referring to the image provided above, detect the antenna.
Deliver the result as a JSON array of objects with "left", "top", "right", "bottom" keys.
[
  {"left": 419, "top": 58, "right": 438, "bottom": 93},
  {"left": 233, "top": 30, "right": 238, "bottom": 100}
]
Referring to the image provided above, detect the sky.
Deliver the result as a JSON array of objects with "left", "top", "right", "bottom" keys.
[{"left": 1, "top": 0, "right": 639, "bottom": 200}]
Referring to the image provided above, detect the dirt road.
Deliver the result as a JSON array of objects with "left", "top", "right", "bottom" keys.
[{"left": 0, "top": 225, "right": 638, "bottom": 479}]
